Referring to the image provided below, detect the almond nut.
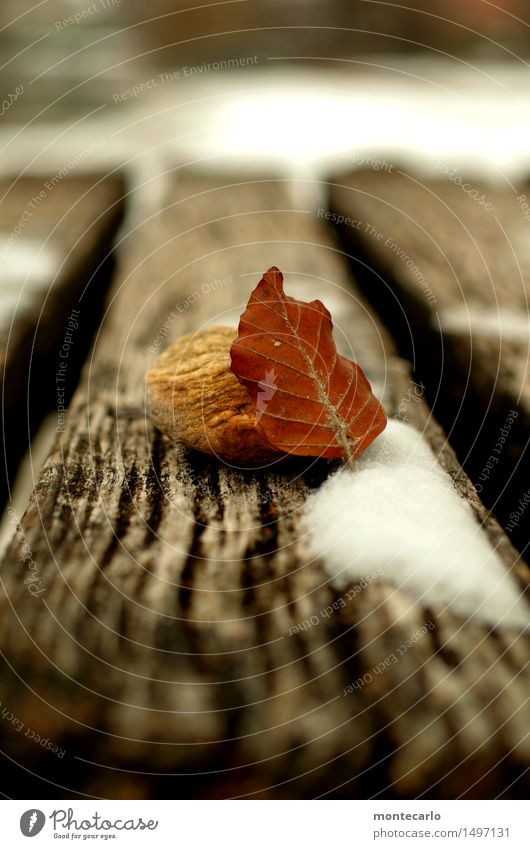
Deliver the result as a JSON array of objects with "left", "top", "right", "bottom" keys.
[{"left": 146, "top": 326, "right": 284, "bottom": 465}]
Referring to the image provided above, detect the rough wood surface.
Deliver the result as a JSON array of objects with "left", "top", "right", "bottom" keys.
[
  {"left": 0, "top": 176, "right": 528, "bottom": 800},
  {"left": 328, "top": 169, "right": 530, "bottom": 551},
  {"left": 0, "top": 175, "right": 125, "bottom": 512}
]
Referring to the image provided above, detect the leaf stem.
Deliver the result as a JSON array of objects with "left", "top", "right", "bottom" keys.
[{"left": 346, "top": 452, "right": 356, "bottom": 473}]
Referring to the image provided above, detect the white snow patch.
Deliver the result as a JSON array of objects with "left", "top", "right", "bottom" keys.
[
  {"left": 303, "top": 420, "right": 529, "bottom": 629},
  {"left": 0, "top": 238, "right": 60, "bottom": 290},
  {"left": 0, "top": 238, "right": 61, "bottom": 331},
  {"left": 437, "top": 306, "right": 530, "bottom": 342}
]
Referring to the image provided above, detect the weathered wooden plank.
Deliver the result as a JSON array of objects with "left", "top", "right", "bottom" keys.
[
  {"left": 0, "top": 175, "right": 125, "bottom": 512},
  {"left": 328, "top": 169, "right": 530, "bottom": 553},
  {"left": 0, "top": 176, "right": 528, "bottom": 800}
]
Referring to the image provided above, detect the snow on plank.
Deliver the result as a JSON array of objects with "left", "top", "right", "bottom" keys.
[{"left": 328, "top": 168, "right": 530, "bottom": 553}]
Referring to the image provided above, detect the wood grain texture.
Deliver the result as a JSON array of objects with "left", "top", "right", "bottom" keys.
[
  {"left": 0, "top": 176, "right": 528, "bottom": 800},
  {"left": 0, "top": 175, "right": 125, "bottom": 511},
  {"left": 328, "top": 169, "right": 530, "bottom": 552}
]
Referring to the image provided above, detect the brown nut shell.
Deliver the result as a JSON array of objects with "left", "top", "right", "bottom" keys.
[{"left": 146, "top": 326, "right": 284, "bottom": 465}]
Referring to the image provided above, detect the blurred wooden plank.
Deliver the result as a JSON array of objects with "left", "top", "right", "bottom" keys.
[
  {"left": 328, "top": 168, "right": 530, "bottom": 552},
  {"left": 0, "top": 174, "right": 125, "bottom": 512},
  {"left": 0, "top": 175, "right": 528, "bottom": 800}
]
